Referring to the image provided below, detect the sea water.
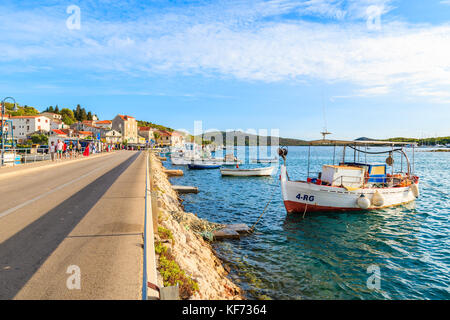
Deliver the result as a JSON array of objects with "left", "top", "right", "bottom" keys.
[{"left": 166, "top": 146, "right": 450, "bottom": 300}]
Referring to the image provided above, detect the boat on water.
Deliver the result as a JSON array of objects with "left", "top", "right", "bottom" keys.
[
  {"left": 279, "top": 139, "right": 420, "bottom": 213},
  {"left": 251, "top": 158, "right": 278, "bottom": 164},
  {"left": 188, "top": 163, "right": 221, "bottom": 169},
  {"left": 171, "top": 143, "right": 242, "bottom": 166},
  {"left": 220, "top": 166, "right": 276, "bottom": 176}
]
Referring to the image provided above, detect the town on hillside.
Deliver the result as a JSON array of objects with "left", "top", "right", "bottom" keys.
[{"left": 1, "top": 112, "right": 187, "bottom": 151}]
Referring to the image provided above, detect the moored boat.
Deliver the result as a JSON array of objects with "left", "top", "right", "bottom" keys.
[
  {"left": 220, "top": 166, "right": 276, "bottom": 176},
  {"left": 279, "top": 139, "right": 420, "bottom": 213},
  {"left": 188, "top": 163, "right": 221, "bottom": 169}
]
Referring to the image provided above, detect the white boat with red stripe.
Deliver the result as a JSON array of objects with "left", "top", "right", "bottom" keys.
[{"left": 278, "top": 139, "right": 420, "bottom": 213}]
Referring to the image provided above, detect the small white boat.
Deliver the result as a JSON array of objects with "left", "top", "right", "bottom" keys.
[
  {"left": 220, "top": 166, "right": 276, "bottom": 177},
  {"left": 251, "top": 158, "right": 278, "bottom": 164},
  {"left": 279, "top": 139, "right": 420, "bottom": 213}
]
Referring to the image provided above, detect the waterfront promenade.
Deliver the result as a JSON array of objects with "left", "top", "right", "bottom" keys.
[{"left": 0, "top": 150, "right": 145, "bottom": 299}]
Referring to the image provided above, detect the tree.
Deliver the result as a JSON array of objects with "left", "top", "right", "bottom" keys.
[
  {"left": 54, "top": 105, "right": 60, "bottom": 114},
  {"left": 80, "top": 108, "right": 87, "bottom": 121},
  {"left": 73, "top": 104, "right": 82, "bottom": 121},
  {"left": 47, "top": 106, "right": 54, "bottom": 113},
  {"left": 87, "top": 111, "right": 93, "bottom": 121},
  {"left": 30, "top": 133, "right": 48, "bottom": 145},
  {"left": 60, "top": 108, "right": 76, "bottom": 125}
]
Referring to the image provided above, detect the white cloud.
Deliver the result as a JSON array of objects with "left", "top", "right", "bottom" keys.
[{"left": 0, "top": 0, "right": 449, "bottom": 103}]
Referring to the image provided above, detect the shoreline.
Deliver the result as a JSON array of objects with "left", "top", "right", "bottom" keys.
[{"left": 149, "top": 151, "right": 243, "bottom": 300}]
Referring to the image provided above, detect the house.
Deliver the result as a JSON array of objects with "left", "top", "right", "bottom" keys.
[
  {"left": 96, "top": 120, "right": 112, "bottom": 130},
  {"left": 10, "top": 115, "right": 51, "bottom": 143},
  {"left": 71, "top": 122, "right": 105, "bottom": 139},
  {"left": 104, "top": 130, "right": 122, "bottom": 144},
  {"left": 111, "top": 115, "right": 138, "bottom": 144},
  {"left": 171, "top": 131, "right": 185, "bottom": 147},
  {"left": 40, "top": 112, "right": 69, "bottom": 131},
  {"left": 138, "top": 126, "right": 155, "bottom": 143},
  {"left": 40, "top": 112, "right": 62, "bottom": 121},
  {"left": 155, "top": 130, "right": 171, "bottom": 146},
  {"left": 50, "top": 119, "right": 69, "bottom": 130},
  {"left": 155, "top": 130, "right": 185, "bottom": 147}
]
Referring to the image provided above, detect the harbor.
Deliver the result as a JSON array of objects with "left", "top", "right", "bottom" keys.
[{"left": 162, "top": 145, "right": 449, "bottom": 300}]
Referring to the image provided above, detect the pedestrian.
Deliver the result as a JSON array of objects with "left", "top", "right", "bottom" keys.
[
  {"left": 63, "top": 142, "right": 68, "bottom": 159},
  {"left": 69, "top": 141, "right": 74, "bottom": 159},
  {"left": 56, "top": 139, "right": 64, "bottom": 160},
  {"left": 49, "top": 141, "right": 56, "bottom": 161},
  {"left": 77, "top": 141, "right": 82, "bottom": 157}
]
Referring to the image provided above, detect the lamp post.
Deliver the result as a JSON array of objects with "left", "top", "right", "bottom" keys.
[{"left": 1, "top": 97, "right": 18, "bottom": 166}]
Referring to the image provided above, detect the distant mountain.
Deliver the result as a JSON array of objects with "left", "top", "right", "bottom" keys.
[
  {"left": 197, "top": 130, "right": 308, "bottom": 146},
  {"left": 354, "top": 137, "right": 376, "bottom": 141}
]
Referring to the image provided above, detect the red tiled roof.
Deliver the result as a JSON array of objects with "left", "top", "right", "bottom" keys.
[
  {"left": 158, "top": 130, "right": 172, "bottom": 136},
  {"left": 52, "top": 129, "right": 67, "bottom": 135},
  {"left": 78, "top": 131, "right": 93, "bottom": 135},
  {"left": 11, "top": 115, "right": 40, "bottom": 119},
  {"left": 138, "top": 126, "right": 151, "bottom": 131},
  {"left": 118, "top": 114, "right": 135, "bottom": 121},
  {"left": 96, "top": 120, "right": 112, "bottom": 124}
]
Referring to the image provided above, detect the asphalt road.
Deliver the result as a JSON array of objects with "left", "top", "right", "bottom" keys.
[{"left": 0, "top": 150, "right": 146, "bottom": 300}]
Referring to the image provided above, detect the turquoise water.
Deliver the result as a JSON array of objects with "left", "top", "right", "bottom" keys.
[{"left": 166, "top": 146, "right": 450, "bottom": 300}]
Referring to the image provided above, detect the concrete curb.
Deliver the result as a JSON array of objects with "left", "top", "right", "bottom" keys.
[{"left": 143, "top": 150, "right": 159, "bottom": 300}]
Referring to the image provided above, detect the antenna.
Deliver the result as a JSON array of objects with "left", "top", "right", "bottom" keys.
[{"left": 321, "top": 92, "right": 331, "bottom": 140}]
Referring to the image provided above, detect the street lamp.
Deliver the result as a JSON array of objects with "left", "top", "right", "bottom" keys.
[{"left": 1, "top": 97, "right": 18, "bottom": 166}]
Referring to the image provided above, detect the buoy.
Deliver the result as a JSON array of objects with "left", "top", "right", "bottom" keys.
[
  {"left": 357, "top": 194, "right": 370, "bottom": 209},
  {"left": 371, "top": 191, "right": 385, "bottom": 207},
  {"left": 410, "top": 183, "right": 419, "bottom": 198}
]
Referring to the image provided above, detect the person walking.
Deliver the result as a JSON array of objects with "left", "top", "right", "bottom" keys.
[
  {"left": 63, "top": 141, "right": 68, "bottom": 159},
  {"left": 56, "top": 139, "right": 64, "bottom": 160},
  {"left": 69, "top": 141, "right": 74, "bottom": 159},
  {"left": 76, "top": 141, "right": 82, "bottom": 158},
  {"left": 49, "top": 141, "right": 56, "bottom": 161}
]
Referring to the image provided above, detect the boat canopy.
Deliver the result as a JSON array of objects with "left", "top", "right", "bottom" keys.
[{"left": 306, "top": 139, "right": 415, "bottom": 146}]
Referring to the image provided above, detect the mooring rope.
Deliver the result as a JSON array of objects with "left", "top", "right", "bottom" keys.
[{"left": 249, "top": 184, "right": 279, "bottom": 233}]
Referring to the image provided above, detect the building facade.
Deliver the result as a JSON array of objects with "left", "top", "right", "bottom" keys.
[
  {"left": 111, "top": 115, "right": 138, "bottom": 144},
  {"left": 11, "top": 115, "right": 51, "bottom": 142},
  {"left": 138, "top": 126, "right": 155, "bottom": 143}
]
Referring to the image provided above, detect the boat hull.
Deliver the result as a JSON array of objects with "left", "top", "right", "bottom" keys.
[
  {"left": 221, "top": 166, "right": 276, "bottom": 176},
  {"left": 280, "top": 165, "right": 418, "bottom": 213},
  {"left": 188, "top": 164, "right": 221, "bottom": 169}
]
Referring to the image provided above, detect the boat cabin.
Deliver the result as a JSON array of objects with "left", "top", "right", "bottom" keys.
[{"left": 341, "top": 162, "right": 387, "bottom": 183}]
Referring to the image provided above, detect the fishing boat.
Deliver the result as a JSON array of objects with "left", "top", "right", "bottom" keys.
[
  {"left": 188, "top": 163, "right": 221, "bottom": 169},
  {"left": 279, "top": 139, "right": 420, "bottom": 213},
  {"left": 220, "top": 166, "right": 276, "bottom": 176}
]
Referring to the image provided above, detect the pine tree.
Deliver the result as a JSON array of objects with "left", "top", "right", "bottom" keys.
[
  {"left": 54, "top": 105, "right": 59, "bottom": 114},
  {"left": 87, "top": 111, "right": 93, "bottom": 121},
  {"left": 80, "top": 108, "right": 87, "bottom": 121},
  {"left": 74, "top": 105, "right": 82, "bottom": 121}
]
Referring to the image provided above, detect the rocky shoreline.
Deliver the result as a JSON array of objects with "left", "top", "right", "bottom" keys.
[{"left": 149, "top": 152, "right": 243, "bottom": 300}]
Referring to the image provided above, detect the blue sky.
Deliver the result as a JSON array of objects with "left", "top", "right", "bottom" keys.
[{"left": 1, "top": 0, "right": 449, "bottom": 140}]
